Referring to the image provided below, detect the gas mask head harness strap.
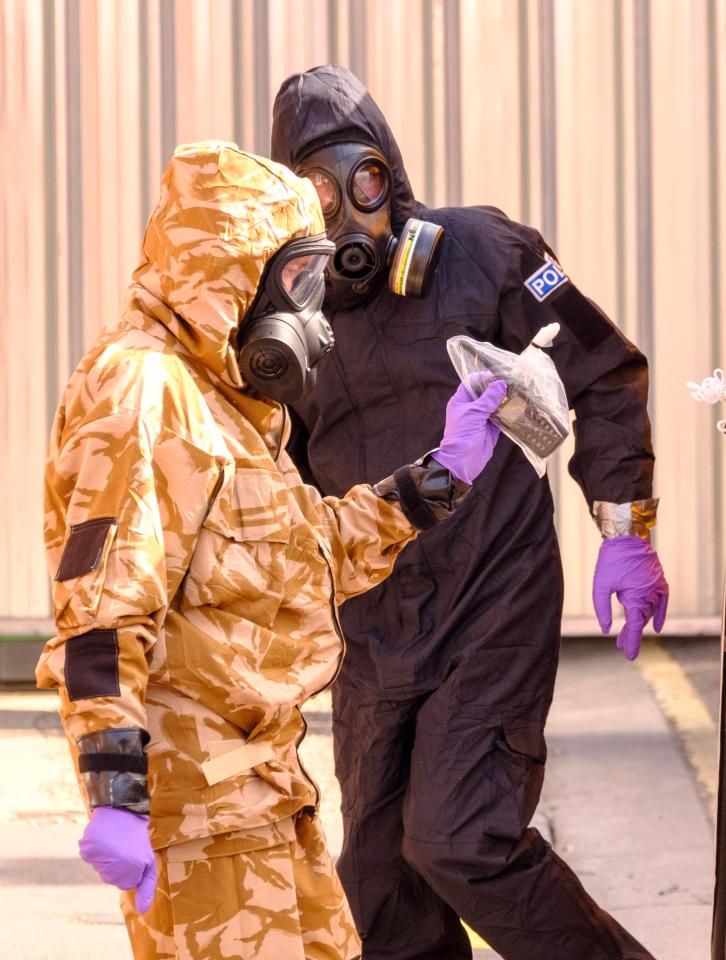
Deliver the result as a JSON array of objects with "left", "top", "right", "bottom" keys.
[
  {"left": 238, "top": 233, "right": 336, "bottom": 404},
  {"left": 296, "top": 141, "right": 444, "bottom": 301}
]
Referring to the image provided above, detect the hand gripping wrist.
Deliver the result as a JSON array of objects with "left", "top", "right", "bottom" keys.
[{"left": 76, "top": 728, "right": 150, "bottom": 814}]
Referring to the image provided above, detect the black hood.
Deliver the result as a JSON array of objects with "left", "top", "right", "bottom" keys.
[{"left": 271, "top": 64, "right": 418, "bottom": 234}]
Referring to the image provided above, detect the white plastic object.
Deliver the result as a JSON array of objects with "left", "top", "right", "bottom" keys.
[
  {"left": 447, "top": 327, "right": 570, "bottom": 477},
  {"left": 686, "top": 368, "right": 726, "bottom": 434},
  {"left": 531, "top": 322, "right": 561, "bottom": 348}
]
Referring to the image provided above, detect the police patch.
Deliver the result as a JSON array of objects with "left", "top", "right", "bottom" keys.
[{"left": 524, "top": 258, "right": 569, "bottom": 302}]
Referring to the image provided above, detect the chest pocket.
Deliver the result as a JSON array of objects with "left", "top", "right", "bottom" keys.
[{"left": 182, "top": 465, "right": 291, "bottom": 623}]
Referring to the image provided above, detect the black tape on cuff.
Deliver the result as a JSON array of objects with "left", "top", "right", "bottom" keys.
[
  {"left": 82, "top": 769, "right": 150, "bottom": 813},
  {"left": 78, "top": 753, "right": 148, "bottom": 775},
  {"left": 392, "top": 466, "right": 438, "bottom": 531}
]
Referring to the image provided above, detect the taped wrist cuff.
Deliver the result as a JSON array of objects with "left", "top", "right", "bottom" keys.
[
  {"left": 373, "top": 453, "right": 470, "bottom": 530},
  {"left": 592, "top": 498, "right": 658, "bottom": 539},
  {"left": 76, "top": 728, "right": 150, "bottom": 814}
]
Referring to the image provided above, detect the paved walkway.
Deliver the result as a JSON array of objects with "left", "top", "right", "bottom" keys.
[{"left": 540, "top": 638, "right": 713, "bottom": 959}]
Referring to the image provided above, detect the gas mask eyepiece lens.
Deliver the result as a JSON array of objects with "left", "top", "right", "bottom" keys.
[
  {"left": 350, "top": 159, "right": 389, "bottom": 211},
  {"left": 308, "top": 169, "right": 340, "bottom": 218},
  {"left": 280, "top": 252, "right": 330, "bottom": 307}
]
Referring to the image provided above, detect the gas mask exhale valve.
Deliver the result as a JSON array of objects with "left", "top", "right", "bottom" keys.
[
  {"left": 238, "top": 234, "right": 336, "bottom": 404},
  {"left": 298, "top": 142, "right": 444, "bottom": 303}
]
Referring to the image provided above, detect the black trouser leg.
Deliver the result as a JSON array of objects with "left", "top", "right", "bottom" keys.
[
  {"left": 332, "top": 675, "right": 472, "bottom": 960},
  {"left": 399, "top": 673, "right": 657, "bottom": 960},
  {"left": 333, "top": 534, "right": 657, "bottom": 960}
]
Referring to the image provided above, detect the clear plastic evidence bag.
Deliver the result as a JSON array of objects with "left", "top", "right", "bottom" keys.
[{"left": 446, "top": 323, "right": 569, "bottom": 477}]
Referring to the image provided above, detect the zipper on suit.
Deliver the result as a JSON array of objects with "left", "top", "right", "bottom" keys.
[
  {"left": 316, "top": 543, "right": 347, "bottom": 692},
  {"left": 276, "top": 404, "right": 346, "bottom": 694},
  {"left": 276, "top": 403, "right": 345, "bottom": 811},
  {"left": 293, "top": 544, "right": 347, "bottom": 813},
  {"left": 294, "top": 709, "right": 321, "bottom": 809},
  {"left": 274, "top": 404, "right": 288, "bottom": 461}
]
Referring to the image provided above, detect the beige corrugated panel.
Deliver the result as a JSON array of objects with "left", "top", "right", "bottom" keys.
[
  {"left": 1, "top": 0, "right": 724, "bottom": 634},
  {"left": 649, "top": 0, "right": 721, "bottom": 623},
  {"left": 0, "top": 0, "right": 50, "bottom": 620}
]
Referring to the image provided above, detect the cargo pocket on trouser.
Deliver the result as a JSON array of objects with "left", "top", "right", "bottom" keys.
[
  {"left": 483, "top": 716, "right": 547, "bottom": 842},
  {"left": 121, "top": 818, "right": 358, "bottom": 960}
]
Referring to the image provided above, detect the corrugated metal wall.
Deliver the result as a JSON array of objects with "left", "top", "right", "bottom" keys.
[{"left": 1, "top": 0, "right": 725, "bottom": 633}]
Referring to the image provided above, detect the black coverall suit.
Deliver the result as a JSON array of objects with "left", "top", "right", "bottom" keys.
[{"left": 271, "top": 65, "right": 657, "bottom": 960}]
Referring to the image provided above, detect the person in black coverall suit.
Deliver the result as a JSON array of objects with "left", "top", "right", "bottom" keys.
[{"left": 271, "top": 65, "right": 667, "bottom": 960}]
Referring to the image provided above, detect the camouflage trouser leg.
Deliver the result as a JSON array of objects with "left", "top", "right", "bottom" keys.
[{"left": 121, "top": 812, "right": 360, "bottom": 960}]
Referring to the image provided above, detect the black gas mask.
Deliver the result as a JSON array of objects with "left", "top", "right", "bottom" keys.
[
  {"left": 297, "top": 142, "right": 443, "bottom": 306},
  {"left": 238, "top": 234, "right": 335, "bottom": 404}
]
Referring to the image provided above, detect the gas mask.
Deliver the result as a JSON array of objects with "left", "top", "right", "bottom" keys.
[
  {"left": 238, "top": 234, "right": 336, "bottom": 404},
  {"left": 297, "top": 142, "right": 444, "bottom": 305}
]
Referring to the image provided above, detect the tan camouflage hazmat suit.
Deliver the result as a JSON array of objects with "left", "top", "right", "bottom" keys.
[{"left": 37, "top": 143, "right": 428, "bottom": 960}]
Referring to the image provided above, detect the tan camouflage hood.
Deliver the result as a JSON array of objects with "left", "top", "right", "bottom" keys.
[{"left": 132, "top": 141, "right": 326, "bottom": 385}]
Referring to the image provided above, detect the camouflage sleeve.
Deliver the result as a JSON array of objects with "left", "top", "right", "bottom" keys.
[
  {"left": 37, "top": 409, "right": 220, "bottom": 755},
  {"left": 279, "top": 450, "right": 465, "bottom": 604},
  {"left": 316, "top": 481, "right": 418, "bottom": 603}
]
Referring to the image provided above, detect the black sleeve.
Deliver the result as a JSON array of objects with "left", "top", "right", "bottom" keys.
[
  {"left": 286, "top": 406, "right": 321, "bottom": 490},
  {"left": 496, "top": 233, "right": 654, "bottom": 506}
]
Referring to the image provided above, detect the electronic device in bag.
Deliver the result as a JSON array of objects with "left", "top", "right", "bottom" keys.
[{"left": 447, "top": 323, "right": 570, "bottom": 477}]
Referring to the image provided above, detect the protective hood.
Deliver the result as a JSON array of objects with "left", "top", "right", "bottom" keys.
[
  {"left": 131, "top": 141, "right": 325, "bottom": 387},
  {"left": 271, "top": 65, "right": 418, "bottom": 235}
]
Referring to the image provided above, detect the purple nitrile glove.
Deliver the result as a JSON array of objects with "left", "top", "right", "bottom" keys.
[
  {"left": 79, "top": 806, "right": 157, "bottom": 913},
  {"left": 592, "top": 536, "right": 669, "bottom": 661},
  {"left": 431, "top": 377, "right": 508, "bottom": 484}
]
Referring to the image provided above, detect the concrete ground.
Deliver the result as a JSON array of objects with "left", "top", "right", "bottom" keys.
[
  {"left": 0, "top": 635, "right": 717, "bottom": 960},
  {"left": 540, "top": 638, "right": 714, "bottom": 960}
]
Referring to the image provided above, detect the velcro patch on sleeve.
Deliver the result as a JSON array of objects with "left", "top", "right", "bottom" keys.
[
  {"left": 65, "top": 629, "right": 120, "bottom": 701},
  {"left": 524, "top": 258, "right": 569, "bottom": 302},
  {"left": 55, "top": 517, "right": 115, "bottom": 581}
]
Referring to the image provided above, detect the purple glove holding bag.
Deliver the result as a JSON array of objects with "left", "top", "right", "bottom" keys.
[
  {"left": 592, "top": 535, "right": 669, "bottom": 661},
  {"left": 79, "top": 806, "right": 157, "bottom": 912},
  {"left": 432, "top": 378, "right": 508, "bottom": 483}
]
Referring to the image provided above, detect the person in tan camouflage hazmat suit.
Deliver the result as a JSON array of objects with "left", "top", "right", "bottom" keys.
[{"left": 36, "top": 142, "right": 507, "bottom": 960}]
